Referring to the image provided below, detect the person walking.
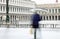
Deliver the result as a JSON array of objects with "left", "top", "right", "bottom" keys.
[{"left": 31, "top": 11, "right": 42, "bottom": 39}]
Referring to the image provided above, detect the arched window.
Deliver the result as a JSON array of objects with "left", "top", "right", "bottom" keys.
[
  {"left": 52, "top": 9, "right": 54, "bottom": 13},
  {"left": 58, "top": 9, "right": 60, "bottom": 13},
  {"left": 44, "top": 16, "right": 45, "bottom": 20},
  {"left": 55, "top": 16, "right": 57, "bottom": 20},
  {"left": 15, "top": 16, "right": 16, "bottom": 20},
  {"left": 52, "top": 16, "right": 54, "bottom": 20},
  {"left": 3, "top": 6, "right": 5, "bottom": 12},
  {"left": 49, "top": 16, "right": 51, "bottom": 20},
  {"left": 58, "top": 16, "right": 60, "bottom": 20},
  {"left": 55, "top": 9, "right": 57, "bottom": 13},
  {"left": 46, "top": 16, "right": 48, "bottom": 20},
  {"left": 1, "top": 6, "right": 2, "bottom": 11}
]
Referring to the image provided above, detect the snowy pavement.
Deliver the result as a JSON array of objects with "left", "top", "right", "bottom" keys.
[{"left": 0, "top": 28, "right": 60, "bottom": 39}]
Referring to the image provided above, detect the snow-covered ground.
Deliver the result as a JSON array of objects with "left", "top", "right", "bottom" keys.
[{"left": 0, "top": 28, "right": 60, "bottom": 39}]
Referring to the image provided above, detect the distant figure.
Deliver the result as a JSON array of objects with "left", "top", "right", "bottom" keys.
[
  {"left": 31, "top": 12, "right": 42, "bottom": 28},
  {"left": 30, "top": 11, "right": 42, "bottom": 39}
]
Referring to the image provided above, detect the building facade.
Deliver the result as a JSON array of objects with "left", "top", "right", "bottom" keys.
[
  {"left": 36, "top": 4, "right": 60, "bottom": 21},
  {"left": 0, "top": 0, "right": 60, "bottom": 28},
  {"left": 0, "top": 0, "right": 36, "bottom": 24}
]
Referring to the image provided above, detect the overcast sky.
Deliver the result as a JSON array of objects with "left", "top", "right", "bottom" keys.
[{"left": 32, "top": 0, "right": 60, "bottom": 4}]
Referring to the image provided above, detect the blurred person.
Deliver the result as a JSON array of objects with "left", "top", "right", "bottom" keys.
[
  {"left": 30, "top": 11, "right": 42, "bottom": 39},
  {"left": 31, "top": 12, "right": 41, "bottom": 28}
]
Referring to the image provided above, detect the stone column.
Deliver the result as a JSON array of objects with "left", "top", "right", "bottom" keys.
[
  {"left": 54, "top": 16, "right": 55, "bottom": 20},
  {"left": 45, "top": 16, "right": 47, "bottom": 20},
  {"left": 48, "top": 16, "right": 50, "bottom": 20},
  {"left": 42, "top": 16, "right": 44, "bottom": 20},
  {"left": 2, "top": 6, "right": 3, "bottom": 12},
  {"left": 57, "top": 15, "right": 58, "bottom": 20},
  {"left": 48, "top": 9, "right": 49, "bottom": 12}
]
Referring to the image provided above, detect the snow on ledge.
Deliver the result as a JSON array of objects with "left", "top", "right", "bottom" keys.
[
  {"left": 39, "top": 20, "right": 60, "bottom": 24},
  {"left": 19, "top": 21, "right": 60, "bottom": 24}
]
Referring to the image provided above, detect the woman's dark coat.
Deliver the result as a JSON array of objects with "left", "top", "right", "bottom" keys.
[{"left": 31, "top": 13, "right": 42, "bottom": 28}]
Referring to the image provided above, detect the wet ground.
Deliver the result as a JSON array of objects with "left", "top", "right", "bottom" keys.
[{"left": 0, "top": 28, "right": 60, "bottom": 39}]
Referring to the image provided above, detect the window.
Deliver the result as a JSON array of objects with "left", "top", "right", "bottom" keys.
[
  {"left": 46, "top": 16, "right": 48, "bottom": 20},
  {"left": 21, "top": 16, "right": 22, "bottom": 20},
  {"left": 55, "top": 16, "right": 57, "bottom": 20},
  {"left": 13, "top": 15, "right": 14, "bottom": 21},
  {"left": 13, "top": 7, "right": 14, "bottom": 12},
  {"left": 11, "top": 15, "right": 12, "bottom": 19},
  {"left": 25, "top": 16, "right": 27, "bottom": 20},
  {"left": 18, "top": 8, "right": 19, "bottom": 12},
  {"left": 58, "top": 9, "right": 60, "bottom": 13},
  {"left": 58, "top": 16, "right": 60, "bottom": 20},
  {"left": 15, "top": 16, "right": 16, "bottom": 20},
  {"left": 11, "top": 7, "right": 12, "bottom": 12},
  {"left": 52, "top": 16, "right": 54, "bottom": 20},
  {"left": 1, "top": 6, "right": 2, "bottom": 11},
  {"left": 21, "top": 8, "right": 23, "bottom": 12},
  {"left": 1, "top": 16, "right": 2, "bottom": 20},
  {"left": 15, "top": 8, "right": 16, "bottom": 12},
  {"left": 17, "top": 8, "right": 18, "bottom": 12},
  {"left": 19, "top": 8, "right": 20, "bottom": 12},
  {"left": 3, "top": 6, "right": 5, "bottom": 11},
  {"left": 55, "top": 9, "right": 57, "bottom": 13},
  {"left": 44, "top": 16, "right": 45, "bottom": 20},
  {"left": 52, "top": 9, "right": 54, "bottom": 13},
  {"left": 49, "top": 16, "right": 51, "bottom": 20}
]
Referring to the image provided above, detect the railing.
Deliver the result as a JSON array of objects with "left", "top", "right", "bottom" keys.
[
  {"left": 0, "top": 23, "right": 60, "bottom": 28},
  {"left": 0, "top": 20, "right": 60, "bottom": 28}
]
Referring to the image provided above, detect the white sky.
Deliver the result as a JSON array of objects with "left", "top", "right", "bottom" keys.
[{"left": 32, "top": 0, "right": 60, "bottom": 4}]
